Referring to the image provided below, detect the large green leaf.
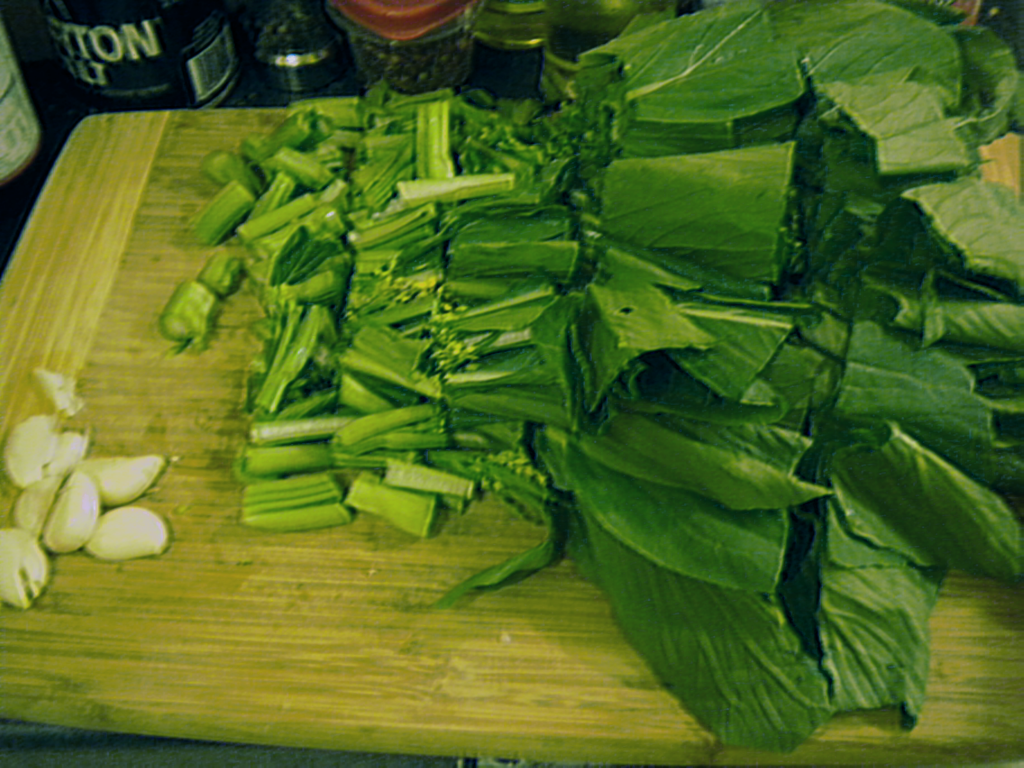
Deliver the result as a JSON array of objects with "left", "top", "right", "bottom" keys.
[
  {"left": 598, "top": 143, "right": 795, "bottom": 282},
  {"left": 769, "top": 0, "right": 962, "bottom": 106},
  {"left": 834, "top": 321, "right": 994, "bottom": 450},
  {"left": 817, "top": 76, "right": 971, "bottom": 176},
  {"left": 579, "top": 276, "right": 716, "bottom": 411},
  {"left": 902, "top": 179, "right": 1024, "bottom": 290},
  {"left": 667, "top": 301, "right": 794, "bottom": 401},
  {"left": 830, "top": 424, "right": 1022, "bottom": 581},
  {"left": 574, "top": 411, "right": 828, "bottom": 510},
  {"left": 563, "top": 497, "right": 833, "bottom": 752},
  {"left": 889, "top": 292, "right": 1024, "bottom": 355},
  {"left": 595, "top": 237, "right": 774, "bottom": 302},
  {"left": 819, "top": 502, "right": 943, "bottom": 721},
  {"left": 578, "top": 1, "right": 805, "bottom": 155},
  {"left": 545, "top": 426, "right": 789, "bottom": 592},
  {"left": 624, "top": 354, "right": 793, "bottom": 426}
]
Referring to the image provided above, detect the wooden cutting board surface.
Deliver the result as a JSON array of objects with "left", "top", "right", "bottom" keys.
[{"left": 0, "top": 110, "right": 1021, "bottom": 766}]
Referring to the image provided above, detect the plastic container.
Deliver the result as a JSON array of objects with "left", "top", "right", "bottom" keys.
[
  {"left": 42, "top": 0, "right": 239, "bottom": 108},
  {"left": 0, "top": 15, "right": 41, "bottom": 186},
  {"left": 326, "top": 0, "right": 479, "bottom": 93}
]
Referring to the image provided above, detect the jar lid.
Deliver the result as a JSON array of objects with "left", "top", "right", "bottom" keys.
[{"left": 328, "top": 0, "right": 476, "bottom": 41}]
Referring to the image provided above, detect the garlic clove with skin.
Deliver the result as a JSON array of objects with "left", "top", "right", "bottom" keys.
[
  {"left": 77, "top": 455, "right": 168, "bottom": 507},
  {"left": 42, "top": 470, "right": 101, "bottom": 554},
  {"left": 12, "top": 474, "right": 65, "bottom": 537},
  {"left": 0, "top": 528, "right": 50, "bottom": 609},
  {"left": 33, "top": 368, "right": 84, "bottom": 417},
  {"left": 85, "top": 507, "right": 170, "bottom": 561},
  {"left": 3, "top": 414, "right": 60, "bottom": 489}
]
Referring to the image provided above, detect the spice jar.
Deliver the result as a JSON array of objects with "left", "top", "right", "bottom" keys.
[
  {"left": 0, "top": 14, "right": 41, "bottom": 186},
  {"left": 244, "top": 0, "right": 344, "bottom": 92},
  {"left": 326, "top": 0, "right": 479, "bottom": 93}
]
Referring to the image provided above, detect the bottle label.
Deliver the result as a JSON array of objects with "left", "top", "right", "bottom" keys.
[
  {"left": 0, "top": 22, "right": 41, "bottom": 182},
  {"left": 42, "top": 0, "right": 239, "bottom": 106},
  {"left": 184, "top": 15, "right": 238, "bottom": 105}
]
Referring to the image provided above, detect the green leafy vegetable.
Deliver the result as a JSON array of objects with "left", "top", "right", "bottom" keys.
[{"left": 170, "top": 15, "right": 1024, "bottom": 751}]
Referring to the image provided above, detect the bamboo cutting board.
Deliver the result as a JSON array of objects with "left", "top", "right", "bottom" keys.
[{"left": 0, "top": 111, "right": 1021, "bottom": 766}]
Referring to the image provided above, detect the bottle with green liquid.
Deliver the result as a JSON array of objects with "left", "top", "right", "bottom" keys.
[
  {"left": 541, "top": 0, "right": 680, "bottom": 100},
  {"left": 475, "top": 0, "right": 548, "bottom": 50}
]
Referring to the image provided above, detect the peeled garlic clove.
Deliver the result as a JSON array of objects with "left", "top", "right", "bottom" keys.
[
  {"left": 43, "top": 430, "right": 90, "bottom": 479},
  {"left": 0, "top": 527, "right": 50, "bottom": 609},
  {"left": 77, "top": 455, "right": 168, "bottom": 507},
  {"left": 85, "top": 507, "right": 170, "bottom": 561},
  {"left": 42, "top": 470, "right": 100, "bottom": 554},
  {"left": 12, "top": 475, "right": 65, "bottom": 537},
  {"left": 3, "top": 414, "right": 60, "bottom": 489}
]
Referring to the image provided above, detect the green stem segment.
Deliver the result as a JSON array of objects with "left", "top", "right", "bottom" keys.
[
  {"left": 158, "top": 280, "right": 218, "bottom": 350},
  {"left": 344, "top": 472, "right": 436, "bottom": 538},
  {"left": 193, "top": 180, "right": 256, "bottom": 246},
  {"left": 242, "top": 473, "right": 351, "bottom": 531},
  {"left": 201, "top": 150, "right": 263, "bottom": 196},
  {"left": 238, "top": 443, "right": 336, "bottom": 479}
]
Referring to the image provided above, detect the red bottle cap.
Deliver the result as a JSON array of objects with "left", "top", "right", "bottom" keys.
[{"left": 328, "top": 0, "right": 477, "bottom": 41}]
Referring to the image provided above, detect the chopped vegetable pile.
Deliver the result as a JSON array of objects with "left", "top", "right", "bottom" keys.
[{"left": 161, "top": 0, "right": 1023, "bottom": 752}]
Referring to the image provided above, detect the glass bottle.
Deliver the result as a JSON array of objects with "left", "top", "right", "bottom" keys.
[
  {"left": 41, "top": 0, "right": 240, "bottom": 108},
  {"left": 0, "top": 14, "right": 41, "bottom": 186},
  {"left": 542, "top": 0, "right": 675, "bottom": 100},
  {"left": 474, "top": 0, "right": 547, "bottom": 50}
]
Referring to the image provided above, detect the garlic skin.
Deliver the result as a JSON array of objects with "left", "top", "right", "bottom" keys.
[
  {"left": 85, "top": 507, "right": 170, "bottom": 561},
  {"left": 0, "top": 528, "right": 50, "bottom": 609},
  {"left": 77, "top": 455, "right": 168, "bottom": 507},
  {"left": 33, "top": 368, "right": 84, "bottom": 417},
  {"left": 42, "top": 470, "right": 100, "bottom": 554},
  {"left": 44, "top": 430, "right": 90, "bottom": 479},
  {"left": 3, "top": 414, "right": 60, "bottom": 489},
  {"left": 12, "top": 475, "right": 64, "bottom": 537}
]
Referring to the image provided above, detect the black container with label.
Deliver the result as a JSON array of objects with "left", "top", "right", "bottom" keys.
[{"left": 42, "top": 0, "right": 240, "bottom": 107}]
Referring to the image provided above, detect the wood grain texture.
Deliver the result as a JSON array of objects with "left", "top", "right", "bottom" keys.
[{"left": 0, "top": 112, "right": 1021, "bottom": 766}]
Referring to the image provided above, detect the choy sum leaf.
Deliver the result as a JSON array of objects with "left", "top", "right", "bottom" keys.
[
  {"left": 564, "top": 495, "right": 833, "bottom": 754},
  {"left": 543, "top": 426, "right": 789, "bottom": 593},
  {"left": 769, "top": 0, "right": 962, "bottom": 107},
  {"left": 578, "top": 1, "right": 805, "bottom": 155},
  {"left": 817, "top": 75, "right": 972, "bottom": 176},
  {"left": 830, "top": 424, "right": 1022, "bottom": 582},
  {"left": 598, "top": 143, "right": 795, "bottom": 282},
  {"left": 573, "top": 411, "right": 829, "bottom": 511},
  {"left": 579, "top": 276, "right": 716, "bottom": 411},
  {"left": 901, "top": 178, "right": 1024, "bottom": 290},
  {"left": 834, "top": 321, "right": 995, "bottom": 458},
  {"left": 818, "top": 503, "right": 943, "bottom": 722}
]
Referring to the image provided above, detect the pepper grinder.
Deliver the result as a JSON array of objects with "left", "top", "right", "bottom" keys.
[{"left": 244, "top": 0, "right": 344, "bottom": 92}]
